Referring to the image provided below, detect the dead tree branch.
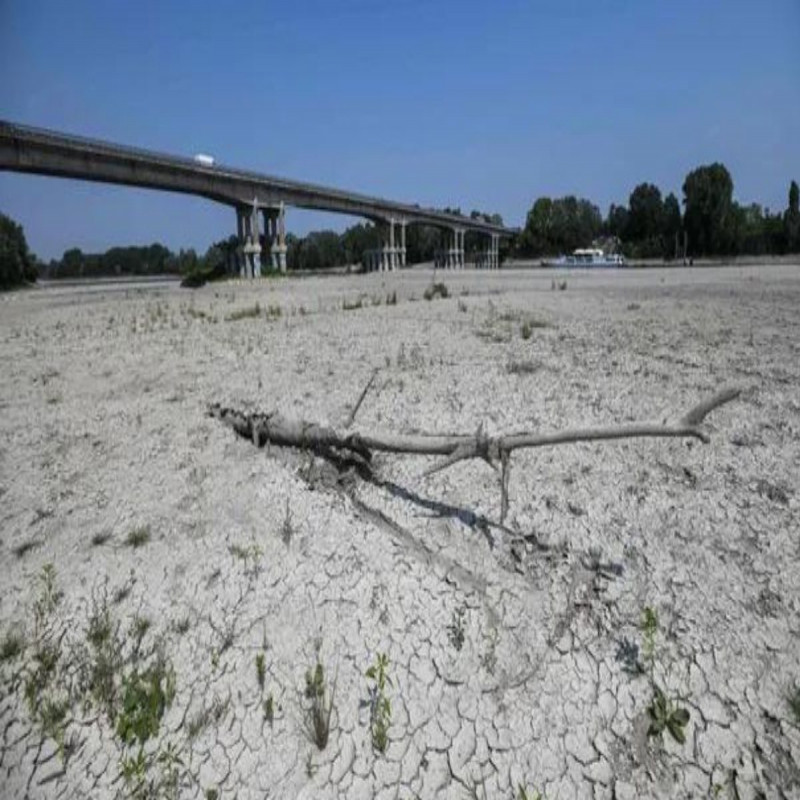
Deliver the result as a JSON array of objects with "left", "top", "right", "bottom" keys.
[
  {"left": 344, "top": 368, "right": 379, "bottom": 428},
  {"left": 209, "top": 386, "right": 741, "bottom": 521}
]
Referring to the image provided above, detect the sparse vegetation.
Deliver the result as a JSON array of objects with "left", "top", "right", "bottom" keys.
[
  {"left": 386, "top": 290, "right": 397, "bottom": 305},
  {"left": 229, "top": 541, "right": 263, "bottom": 577},
  {"left": 13, "top": 538, "right": 43, "bottom": 558},
  {"left": 788, "top": 684, "right": 800, "bottom": 724},
  {"left": 38, "top": 695, "right": 70, "bottom": 759},
  {"left": 281, "top": 500, "right": 294, "bottom": 547},
  {"left": 365, "top": 652, "right": 392, "bottom": 754},
  {"left": 480, "top": 628, "right": 498, "bottom": 675},
  {"left": 33, "top": 563, "right": 61, "bottom": 633},
  {"left": 507, "top": 359, "right": 539, "bottom": 375},
  {"left": 125, "top": 525, "right": 151, "bottom": 549},
  {"left": 116, "top": 657, "right": 176, "bottom": 747},
  {"left": 639, "top": 607, "right": 691, "bottom": 745},
  {"left": 343, "top": 296, "right": 365, "bottom": 311},
  {"left": 423, "top": 281, "right": 449, "bottom": 301},
  {"left": 227, "top": 302, "right": 262, "bottom": 321},
  {"left": 447, "top": 605, "right": 466, "bottom": 652},
  {"left": 91, "top": 531, "right": 113, "bottom": 546},
  {"left": 521, "top": 321, "right": 533, "bottom": 339},
  {"left": 187, "top": 697, "right": 230, "bottom": 741},
  {"left": 263, "top": 693, "right": 275, "bottom": 725},
  {"left": 303, "top": 651, "right": 336, "bottom": 750},
  {"left": 84, "top": 593, "right": 122, "bottom": 717},
  {"left": 256, "top": 652, "right": 266, "bottom": 690},
  {"left": 647, "top": 685, "right": 690, "bottom": 744},
  {"left": 172, "top": 616, "right": 191, "bottom": 635},
  {"left": 0, "top": 628, "right": 25, "bottom": 663},
  {"left": 517, "top": 786, "right": 544, "bottom": 800}
]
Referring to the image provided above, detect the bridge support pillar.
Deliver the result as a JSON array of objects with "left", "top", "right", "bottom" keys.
[
  {"left": 447, "top": 228, "right": 465, "bottom": 269},
  {"left": 261, "top": 204, "right": 288, "bottom": 272},
  {"left": 483, "top": 234, "right": 499, "bottom": 269},
  {"left": 236, "top": 205, "right": 263, "bottom": 278},
  {"left": 399, "top": 221, "right": 407, "bottom": 267},
  {"left": 246, "top": 203, "right": 262, "bottom": 277},
  {"left": 377, "top": 219, "right": 399, "bottom": 271},
  {"left": 236, "top": 207, "right": 247, "bottom": 277}
]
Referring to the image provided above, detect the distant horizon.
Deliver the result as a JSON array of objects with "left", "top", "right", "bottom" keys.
[{"left": 2, "top": 0, "right": 798, "bottom": 260}]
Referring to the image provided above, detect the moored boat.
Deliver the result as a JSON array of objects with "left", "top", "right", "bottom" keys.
[{"left": 542, "top": 248, "right": 625, "bottom": 267}]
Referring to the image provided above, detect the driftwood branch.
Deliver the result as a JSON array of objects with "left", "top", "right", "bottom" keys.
[
  {"left": 209, "top": 387, "right": 741, "bottom": 522},
  {"left": 344, "top": 368, "right": 379, "bottom": 429}
]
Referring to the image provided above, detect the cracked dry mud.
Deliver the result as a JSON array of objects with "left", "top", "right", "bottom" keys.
[{"left": 1, "top": 265, "right": 799, "bottom": 799}]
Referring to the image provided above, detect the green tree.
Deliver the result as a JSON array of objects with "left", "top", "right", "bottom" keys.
[
  {"left": 662, "top": 193, "right": 682, "bottom": 257},
  {"left": 785, "top": 180, "right": 800, "bottom": 253},
  {"left": 682, "top": 163, "right": 735, "bottom": 255},
  {"left": 606, "top": 204, "right": 629, "bottom": 240},
  {"left": 627, "top": 183, "right": 664, "bottom": 245},
  {"left": 519, "top": 196, "right": 601, "bottom": 256},
  {"left": 0, "top": 212, "right": 37, "bottom": 289}
]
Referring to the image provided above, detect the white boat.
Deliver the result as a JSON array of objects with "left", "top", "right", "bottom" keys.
[{"left": 542, "top": 248, "right": 625, "bottom": 267}]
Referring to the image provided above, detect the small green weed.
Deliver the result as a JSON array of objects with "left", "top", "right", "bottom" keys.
[
  {"left": 0, "top": 628, "right": 25, "bottom": 663},
  {"left": 303, "top": 655, "right": 336, "bottom": 750},
  {"left": 227, "top": 303, "right": 261, "bottom": 321},
  {"left": 85, "top": 594, "right": 122, "bottom": 718},
  {"left": 125, "top": 526, "right": 151, "bottom": 549},
  {"left": 281, "top": 500, "right": 294, "bottom": 547},
  {"left": 173, "top": 616, "right": 191, "bottom": 635},
  {"left": 91, "top": 531, "right": 112, "bottom": 546},
  {"left": 423, "top": 282, "right": 449, "bottom": 301},
  {"left": 639, "top": 606, "right": 690, "bottom": 745},
  {"left": 229, "top": 541, "right": 263, "bottom": 577},
  {"left": 447, "top": 605, "right": 466, "bottom": 652},
  {"left": 788, "top": 684, "right": 800, "bottom": 724},
  {"left": 255, "top": 652, "right": 265, "bottom": 690},
  {"left": 33, "top": 563, "right": 61, "bottom": 632},
  {"left": 365, "top": 652, "right": 392, "bottom": 754},
  {"left": 116, "top": 658, "right": 176, "bottom": 747},
  {"left": 641, "top": 606, "right": 658, "bottom": 677},
  {"left": 647, "top": 685, "right": 690, "bottom": 744},
  {"left": 263, "top": 693, "right": 275, "bottom": 725},
  {"left": 120, "top": 747, "right": 148, "bottom": 795},
  {"left": 39, "top": 695, "right": 70, "bottom": 759}
]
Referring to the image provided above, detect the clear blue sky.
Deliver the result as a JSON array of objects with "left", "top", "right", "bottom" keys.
[{"left": 1, "top": 0, "right": 798, "bottom": 260}]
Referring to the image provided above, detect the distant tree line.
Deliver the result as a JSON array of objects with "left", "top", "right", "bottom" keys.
[
  {"left": 3, "top": 166, "right": 798, "bottom": 288},
  {"left": 39, "top": 243, "right": 195, "bottom": 279},
  {"left": 516, "top": 165, "right": 800, "bottom": 259},
  {"left": 285, "top": 208, "right": 504, "bottom": 271}
]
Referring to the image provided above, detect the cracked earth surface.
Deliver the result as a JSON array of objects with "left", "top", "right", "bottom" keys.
[{"left": 1, "top": 265, "right": 799, "bottom": 799}]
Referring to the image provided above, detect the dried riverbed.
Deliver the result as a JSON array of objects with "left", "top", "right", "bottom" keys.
[{"left": 1, "top": 265, "right": 799, "bottom": 799}]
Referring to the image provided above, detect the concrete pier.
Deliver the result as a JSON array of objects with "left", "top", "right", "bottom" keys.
[{"left": 260, "top": 204, "right": 287, "bottom": 273}]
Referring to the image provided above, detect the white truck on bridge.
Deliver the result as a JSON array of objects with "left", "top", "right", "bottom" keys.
[{"left": 193, "top": 153, "right": 215, "bottom": 167}]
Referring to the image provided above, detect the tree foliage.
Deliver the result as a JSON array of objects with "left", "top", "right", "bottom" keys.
[
  {"left": 0, "top": 212, "right": 37, "bottom": 289},
  {"left": 518, "top": 196, "right": 602, "bottom": 256},
  {"left": 785, "top": 180, "right": 800, "bottom": 252},
  {"left": 682, "top": 163, "right": 735, "bottom": 256}
]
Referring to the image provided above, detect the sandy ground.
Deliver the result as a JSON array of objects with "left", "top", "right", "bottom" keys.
[{"left": 1, "top": 264, "right": 799, "bottom": 799}]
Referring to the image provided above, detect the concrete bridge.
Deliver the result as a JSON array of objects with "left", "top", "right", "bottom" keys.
[{"left": 0, "top": 120, "right": 513, "bottom": 276}]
